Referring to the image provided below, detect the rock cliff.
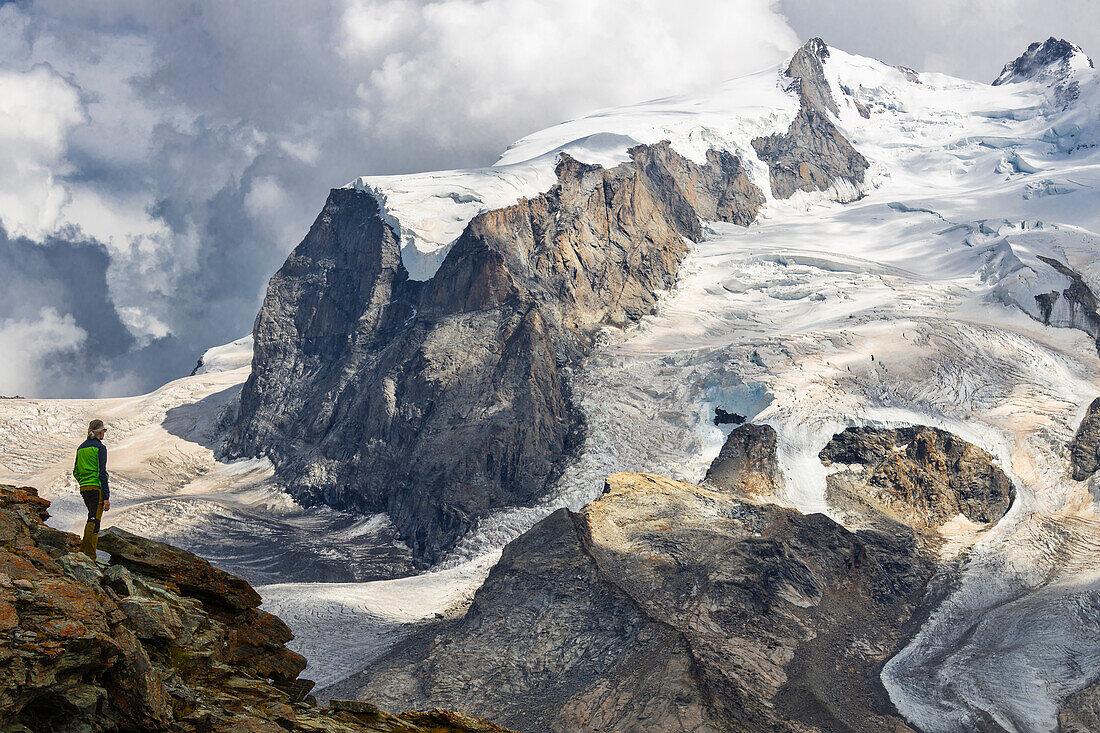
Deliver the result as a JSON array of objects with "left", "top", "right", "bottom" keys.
[
  {"left": 752, "top": 38, "right": 870, "bottom": 200},
  {"left": 703, "top": 422, "right": 782, "bottom": 498},
  {"left": 230, "top": 141, "right": 764, "bottom": 563},
  {"left": 342, "top": 471, "right": 933, "bottom": 731},
  {"left": 0, "top": 484, "right": 510, "bottom": 733}
]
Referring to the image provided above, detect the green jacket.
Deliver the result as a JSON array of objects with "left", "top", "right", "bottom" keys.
[{"left": 73, "top": 438, "right": 109, "bottom": 499}]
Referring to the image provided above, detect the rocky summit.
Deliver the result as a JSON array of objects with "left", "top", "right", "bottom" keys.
[{"left": 0, "top": 484, "right": 510, "bottom": 733}]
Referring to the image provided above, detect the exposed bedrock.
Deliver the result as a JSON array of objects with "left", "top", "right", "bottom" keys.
[
  {"left": 703, "top": 422, "right": 782, "bottom": 498},
  {"left": 230, "top": 141, "right": 764, "bottom": 563},
  {"left": 346, "top": 470, "right": 945, "bottom": 732},
  {"left": 752, "top": 38, "right": 870, "bottom": 200},
  {"left": 346, "top": 472, "right": 939, "bottom": 731},
  {"left": 1061, "top": 682, "right": 1100, "bottom": 733},
  {"left": 0, "top": 485, "right": 509, "bottom": 733},
  {"left": 339, "top": 422, "right": 1022, "bottom": 731},
  {"left": 1034, "top": 255, "right": 1100, "bottom": 355},
  {"left": 819, "top": 425, "right": 1015, "bottom": 530},
  {"left": 1068, "top": 397, "right": 1100, "bottom": 481}
]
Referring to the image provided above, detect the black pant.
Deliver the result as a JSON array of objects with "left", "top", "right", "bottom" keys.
[{"left": 79, "top": 487, "right": 103, "bottom": 559}]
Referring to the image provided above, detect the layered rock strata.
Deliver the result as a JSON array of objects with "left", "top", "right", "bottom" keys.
[
  {"left": 0, "top": 484, "right": 509, "bottom": 733},
  {"left": 752, "top": 38, "right": 870, "bottom": 200},
  {"left": 230, "top": 141, "right": 764, "bottom": 563},
  {"left": 819, "top": 425, "right": 1015, "bottom": 529}
]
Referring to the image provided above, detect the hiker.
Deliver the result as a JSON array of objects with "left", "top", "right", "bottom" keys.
[{"left": 74, "top": 419, "right": 110, "bottom": 560}]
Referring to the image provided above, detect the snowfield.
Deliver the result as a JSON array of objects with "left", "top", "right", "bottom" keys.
[{"left": 4, "top": 40, "right": 1100, "bottom": 730}]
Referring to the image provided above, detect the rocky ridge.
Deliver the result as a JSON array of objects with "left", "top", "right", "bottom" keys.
[
  {"left": 819, "top": 426, "right": 1015, "bottom": 530},
  {"left": 993, "top": 37, "right": 1094, "bottom": 107},
  {"left": 752, "top": 37, "right": 870, "bottom": 200},
  {"left": 230, "top": 141, "right": 765, "bottom": 563},
  {"left": 0, "top": 484, "right": 510, "bottom": 733},
  {"left": 337, "top": 423, "right": 1014, "bottom": 732}
]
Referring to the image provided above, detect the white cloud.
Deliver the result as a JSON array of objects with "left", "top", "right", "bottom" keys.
[
  {"left": 342, "top": 0, "right": 800, "bottom": 152},
  {"left": 0, "top": 308, "right": 87, "bottom": 396},
  {"left": 0, "top": 66, "right": 85, "bottom": 240}
]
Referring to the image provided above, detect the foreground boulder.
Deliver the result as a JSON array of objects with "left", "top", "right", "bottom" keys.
[{"left": 0, "top": 484, "right": 510, "bottom": 733}]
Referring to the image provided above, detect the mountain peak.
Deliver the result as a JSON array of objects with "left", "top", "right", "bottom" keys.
[{"left": 993, "top": 37, "right": 1093, "bottom": 86}]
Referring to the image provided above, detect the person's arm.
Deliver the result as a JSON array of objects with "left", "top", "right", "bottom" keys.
[{"left": 99, "top": 443, "right": 110, "bottom": 507}]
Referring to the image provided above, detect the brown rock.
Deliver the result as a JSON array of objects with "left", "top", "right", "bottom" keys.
[
  {"left": 351, "top": 472, "right": 930, "bottom": 732},
  {"left": 820, "top": 425, "right": 1015, "bottom": 529},
  {"left": 703, "top": 422, "right": 781, "bottom": 498},
  {"left": 331, "top": 699, "right": 380, "bottom": 714},
  {"left": 98, "top": 527, "right": 262, "bottom": 610}
]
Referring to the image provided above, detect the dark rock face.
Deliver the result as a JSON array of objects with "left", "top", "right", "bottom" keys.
[
  {"left": 712, "top": 407, "right": 745, "bottom": 425},
  {"left": 704, "top": 422, "right": 781, "bottom": 498},
  {"left": 752, "top": 38, "right": 870, "bottom": 200},
  {"left": 993, "top": 38, "right": 1093, "bottom": 107},
  {"left": 820, "top": 425, "right": 1015, "bottom": 528},
  {"left": 1061, "top": 682, "right": 1100, "bottom": 733},
  {"left": 0, "top": 485, "right": 510, "bottom": 733},
  {"left": 346, "top": 472, "right": 934, "bottom": 732},
  {"left": 230, "top": 141, "right": 764, "bottom": 563},
  {"left": 1035, "top": 255, "right": 1100, "bottom": 355},
  {"left": 1069, "top": 397, "right": 1100, "bottom": 480}
]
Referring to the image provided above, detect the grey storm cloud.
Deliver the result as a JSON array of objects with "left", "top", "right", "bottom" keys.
[{"left": 0, "top": 0, "right": 1091, "bottom": 396}]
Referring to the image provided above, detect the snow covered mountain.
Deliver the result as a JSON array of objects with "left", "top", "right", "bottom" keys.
[{"left": 6, "top": 35, "right": 1100, "bottom": 731}]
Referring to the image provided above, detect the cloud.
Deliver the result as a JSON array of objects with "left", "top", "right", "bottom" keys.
[
  {"left": 0, "top": 65, "right": 84, "bottom": 240},
  {"left": 0, "top": 307, "right": 86, "bottom": 397},
  {"left": 0, "top": 0, "right": 801, "bottom": 397},
  {"left": 342, "top": 0, "right": 800, "bottom": 164},
  {"left": 778, "top": 0, "right": 1100, "bottom": 82}
]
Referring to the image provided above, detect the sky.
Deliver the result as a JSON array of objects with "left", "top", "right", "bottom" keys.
[{"left": 0, "top": 0, "right": 1095, "bottom": 397}]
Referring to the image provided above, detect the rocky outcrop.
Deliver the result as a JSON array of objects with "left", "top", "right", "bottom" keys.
[
  {"left": 343, "top": 471, "right": 937, "bottom": 732},
  {"left": 1068, "top": 398, "right": 1100, "bottom": 480},
  {"left": 0, "top": 484, "right": 510, "bottom": 733},
  {"left": 230, "top": 141, "right": 764, "bottom": 563},
  {"left": 819, "top": 425, "right": 1015, "bottom": 529},
  {"left": 1035, "top": 255, "right": 1100, "bottom": 355},
  {"left": 1060, "top": 681, "right": 1100, "bottom": 733},
  {"left": 340, "top": 422, "right": 1024, "bottom": 731},
  {"left": 993, "top": 37, "right": 1094, "bottom": 107},
  {"left": 752, "top": 38, "right": 870, "bottom": 200},
  {"left": 703, "top": 422, "right": 781, "bottom": 498}
]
